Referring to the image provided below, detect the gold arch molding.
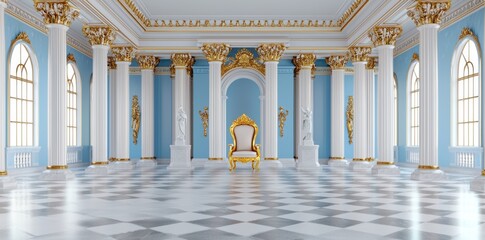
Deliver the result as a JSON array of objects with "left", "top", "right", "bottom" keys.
[{"left": 222, "top": 49, "right": 265, "bottom": 77}]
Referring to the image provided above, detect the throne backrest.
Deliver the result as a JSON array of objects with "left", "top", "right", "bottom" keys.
[{"left": 234, "top": 125, "right": 255, "bottom": 151}]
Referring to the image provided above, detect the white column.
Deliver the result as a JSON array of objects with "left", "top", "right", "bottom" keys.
[
  {"left": 209, "top": 61, "right": 223, "bottom": 160},
  {"left": 0, "top": 0, "right": 16, "bottom": 188},
  {"left": 264, "top": 61, "right": 279, "bottom": 160},
  {"left": 141, "top": 69, "right": 155, "bottom": 158},
  {"left": 326, "top": 55, "right": 348, "bottom": 167},
  {"left": 366, "top": 58, "right": 376, "bottom": 162},
  {"left": 185, "top": 67, "right": 192, "bottom": 150},
  {"left": 294, "top": 69, "right": 300, "bottom": 159},
  {"left": 369, "top": 26, "right": 402, "bottom": 175},
  {"left": 407, "top": 1, "right": 450, "bottom": 180},
  {"left": 173, "top": 66, "right": 188, "bottom": 145},
  {"left": 108, "top": 59, "right": 117, "bottom": 160}
]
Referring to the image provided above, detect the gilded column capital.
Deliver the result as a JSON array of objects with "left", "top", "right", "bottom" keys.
[
  {"left": 108, "top": 56, "right": 117, "bottom": 69},
  {"left": 34, "top": 0, "right": 80, "bottom": 27},
  {"left": 325, "top": 55, "right": 349, "bottom": 70},
  {"left": 407, "top": 0, "right": 451, "bottom": 27},
  {"left": 349, "top": 46, "right": 372, "bottom": 62},
  {"left": 369, "top": 25, "right": 402, "bottom": 47},
  {"left": 136, "top": 55, "right": 159, "bottom": 70},
  {"left": 366, "top": 57, "right": 377, "bottom": 70},
  {"left": 201, "top": 43, "right": 230, "bottom": 62},
  {"left": 82, "top": 25, "right": 115, "bottom": 46},
  {"left": 111, "top": 46, "right": 135, "bottom": 62},
  {"left": 257, "top": 43, "right": 286, "bottom": 62},
  {"left": 171, "top": 53, "right": 193, "bottom": 67},
  {"left": 294, "top": 53, "right": 316, "bottom": 68}
]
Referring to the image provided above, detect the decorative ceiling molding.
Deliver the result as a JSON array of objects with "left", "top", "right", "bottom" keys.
[
  {"left": 5, "top": 3, "right": 92, "bottom": 57},
  {"left": 117, "top": 0, "right": 368, "bottom": 31},
  {"left": 395, "top": 0, "right": 483, "bottom": 56}
]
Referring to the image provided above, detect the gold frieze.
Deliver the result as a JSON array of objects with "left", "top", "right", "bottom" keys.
[{"left": 222, "top": 49, "right": 265, "bottom": 76}]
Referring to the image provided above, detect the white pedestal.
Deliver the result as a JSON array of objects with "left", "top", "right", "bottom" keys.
[
  {"left": 39, "top": 169, "right": 75, "bottom": 181},
  {"left": 168, "top": 145, "right": 192, "bottom": 170},
  {"left": 0, "top": 176, "right": 17, "bottom": 189},
  {"left": 328, "top": 159, "right": 349, "bottom": 167},
  {"left": 260, "top": 160, "right": 283, "bottom": 169},
  {"left": 85, "top": 164, "right": 110, "bottom": 175},
  {"left": 349, "top": 161, "right": 373, "bottom": 171},
  {"left": 411, "top": 168, "right": 446, "bottom": 181},
  {"left": 470, "top": 175, "right": 485, "bottom": 192},
  {"left": 371, "top": 164, "right": 400, "bottom": 176},
  {"left": 136, "top": 159, "right": 157, "bottom": 169},
  {"left": 204, "top": 159, "right": 228, "bottom": 169},
  {"left": 109, "top": 161, "right": 134, "bottom": 171},
  {"left": 296, "top": 145, "right": 320, "bottom": 169}
]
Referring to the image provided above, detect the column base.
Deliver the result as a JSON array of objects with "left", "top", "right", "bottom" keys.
[
  {"left": 85, "top": 163, "right": 110, "bottom": 175},
  {"left": 0, "top": 176, "right": 17, "bottom": 189},
  {"left": 136, "top": 159, "right": 158, "bottom": 169},
  {"left": 371, "top": 163, "right": 400, "bottom": 176},
  {"left": 168, "top": 145, "right": 193, "bottom": 170},
  {"left": 109, "top": 160, "right": 134, "bottom": 171},
  {"left": 204, "top": 159, "right": 228, "bottom": 169},
  {"left": 328, "top": 158, "right": 349, "bottom": 167},
  {"left": 260, "top": 159, "right": 283, "bottom": 169},
  {"left": 296, "top": 145, "right": 320, "bottom": 169},
  {"left": 349, "top": 159, "right": 374, "bottom": 171},
  {"left": 411, "top": 168, "right": 446, "bottom": 181},
  {"left": 470, "top": 175, "right": 485, "bottom": 192},
  {"left": 39, "top": 169, "right": 75, "bottom": 181}
]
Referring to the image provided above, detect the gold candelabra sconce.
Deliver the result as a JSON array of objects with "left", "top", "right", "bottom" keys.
[
  {"left": 346, "top": 96, "right": 354, "bottom": 144},
  {"left": 278, "top": 106, "right": 289, "bottom": 137},
  {"left": 132, "top": 95, "right": 140, "bottom": 144},
  {"left": 199, "top": 107, "right": 209, "bottom": 137}
]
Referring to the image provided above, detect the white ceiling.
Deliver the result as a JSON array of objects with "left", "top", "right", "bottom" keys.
[{"left": 137, "top": 0, "right": 354, "bottom": 20}]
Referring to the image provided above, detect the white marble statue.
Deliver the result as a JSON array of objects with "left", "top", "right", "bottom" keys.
[
  {"left": 301, "top": 107, "right": 313, "bottom": 145},
  {"left": 176, "top": 106, "right": 187, "bottom": 145}
]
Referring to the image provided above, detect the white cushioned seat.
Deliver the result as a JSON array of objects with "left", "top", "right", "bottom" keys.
[
  {"left": 232, "top": 151, "right": 257, "bottom": 157},
  {"left": 234, "top": 125, "right": 254, "bottom": 151}
]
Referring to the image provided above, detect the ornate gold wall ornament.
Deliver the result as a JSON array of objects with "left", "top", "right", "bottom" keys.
[
  {"left": 67, "top": 53, "right": 76, "bottom": 63},
  {"left": 82, "top": 25, "right": 115, "bottom": 46},
  {"left": 34, "top": 0, "right": 80, "bottom": 27},
  {"left": 369, "top": 25, "right": 402, "bottom": 47},
  {"left": 201, "top": 43, "right": 231, "bottom": 62},
  {"left": 278, "top": 106, "right": 289, "bottom": 137},
  {"left": 346, "top": 96, "right": 354, "bottom": 144},
  {"left": 131, "top": 95, "right": 140, "bottom": 144},
  {"left": 257, "top": 43, "right": 286, "bottom": 62},
  {"left": 171, "top": 53, "right": 193, "bottom": 67},
  {"left": 407, "top": 0, "right": 451, "bottom": 27},
  {"left": 198, "top": 107, "right": 209, "bottom": 137},
  {"left": 12, "top": 32, "right": 31, "bottom": 45},
  {"left": 411, "top": 53, "right": 419, "bottom": 62},
  {"left": 325, "top": 55, "right": 349, "bottom": 70},
  {"left": 348, "top": 46, "right": 372, "bottom": 62},
  {"left": 111, "top": 46, "right": 135, "bottom": 62},
  {"left": 222, "top": 48, "right": 265, "bottom": 76},
  {"left": 459, "top": 27, "right": 477, "bottom": 40},
  {"left": 366, "top": 57, "right": 377, "bottom": 70},
  {"left": 107, "top": 56, "right": 117, "bottom": 69},
  {"left": 136, "top": 55, "right": 159, "bottom": 70}
]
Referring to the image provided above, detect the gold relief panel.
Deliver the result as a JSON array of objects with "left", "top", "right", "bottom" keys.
[
  {"left": 12, "top": 32, "right": 31, "bottom": 45},
  {"left": 257, "top": 43, "right": 286, "bottom": 62},
  {"left": 407, "top": 0, "right": 451, "bottom": 27},
  {"left": 325, "top": 55, "right": 349, "bottom": 70},
  {"left": 132, "top": 95, "right": 140, "bottom": 144},
  {"left": 111, "top": 46, "right": 135, "bottom": 62},
  {"left": 82, "top": 25, "right": 115, "bottom": 46},
  {"left": 369, "top": 25, "right": 402, "bottom": 47},
  {"left": 108, "top": 56, "right": 117, "bottom": 69},
  {"left": 366, "top": 57, "right": 377, "bottom": 70},
  {"left": 222, "top": 49, "right": 265, "bottom": 76},
  {"left": 201, "top": 43, "right": 230, "bottom": 62},
  {"left": 346, "top": 96, "right": 354, "bottom": 144},
  {"left": 136, "top": 55, "right": 159, "bottom": 70},
  {"left": 294, "top": 53, "right": 317, "bottom": 68},
  {"left": 198, "top": 107, "right": 209, "bottom": 137},
  {"left": 278, "top": 106, "right": 289, "bottom": 137},
  {"left": 171, "top": 53, "right": 193, "bottom": 67},
  {"left": 34, "top": 0, "right": 80, "bottom": 27},
  {"left": 67, "top": 53, "right": 76, "bottom": 63},
  {"left": 348, "top": 46, "right": 372, "bottom": 62}
]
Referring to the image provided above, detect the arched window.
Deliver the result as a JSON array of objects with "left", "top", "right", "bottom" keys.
[
  {"left": 394, "top": 75, "right": 398, "bottom": 146},
  {"left": 407, "top": 60, "right": 419, "bottom": 146},
  {"left": 452, "top": 35, "right": 481, "bottom": 147},
  {"left": 66, "top": 58, "right": 81, "bottom": 146},
  {"left": 8, "top": 40, "right": 36, "bottom": 147}
]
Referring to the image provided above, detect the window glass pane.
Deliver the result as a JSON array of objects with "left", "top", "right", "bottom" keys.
[{"left": 66, "top": 63, "right": 79, "bottom": 146}]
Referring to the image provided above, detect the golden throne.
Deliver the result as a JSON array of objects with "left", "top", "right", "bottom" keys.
[{"left": 228, "top": 114, "right": 261, "bottom": 171}]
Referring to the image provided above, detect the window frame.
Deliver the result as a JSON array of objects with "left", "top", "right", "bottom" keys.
[
  {"left": 66, "top": 60, "right": 83, "bottom": 147},
  {"left": 406, "top": 60, "right": 420, "bottom": 147},
  {"left": 7, "top": 38, "right": 39, "bottom": 147}
]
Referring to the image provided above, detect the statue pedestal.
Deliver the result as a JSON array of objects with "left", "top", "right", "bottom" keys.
[
  {"left": 296, "top": 145, "right": 320, "bottom": 170},
  {"left": 328, "top": 159, "right": 349, "bottom": 167},
  {"left": 0, "top": 176, "right": 17, "bottom": 189},
  {"left": 470, "top": 175, "right": 485, "bottom": 192},
  {"left": 168, "top": 145, "right": 192, "bottom": 170},
  {"left": 39, "top": 169, "right": 75, "bottom": 181}
]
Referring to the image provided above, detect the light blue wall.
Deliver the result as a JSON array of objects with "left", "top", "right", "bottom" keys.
[
  {"left": 192, "top": 60, "right": 209, "bottom": 158},
  {"left": 154, "top": 60, "right": 172, "bottom": 159},
  {"left": 278, "top": 60, "right": 295, "bottom": 158},
  {"left": 4, "top": 14, "right": 92, "bottom": 167},
  {"left": 393, "top": 9, "right": 484, "bottom": 167},
  {"left": 226, "top": 78, "right": 261, "bottom": 147},
  {"left": 313, "top": 60, "right": 331, "bottom": 158}
]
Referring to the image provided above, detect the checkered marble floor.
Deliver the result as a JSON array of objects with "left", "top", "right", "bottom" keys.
[{"left": 1, "top": 162, "right": 485, "bottom": 240}]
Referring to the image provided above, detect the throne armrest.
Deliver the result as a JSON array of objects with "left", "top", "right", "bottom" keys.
[
  {"left": 255, "top": 144, "right": 261, "bottom": 157},
  {"left": 228, "top": 144, "right": 235, "bottom": 155}
]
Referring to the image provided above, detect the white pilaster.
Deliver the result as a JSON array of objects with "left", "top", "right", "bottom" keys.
[
  {"left": 0, "top": 1, "right": 16, "bottom": 188},
  {"left": 39, "top": 24, "right": 74, "bottom": 180},
  {"left": 209, "top": 61, "right": 223, "bottom": 161},
  {"left": 138, "top": 68, "right": 157, "bottom": 168},
  {"left": 294, "top": 71, "right": 300, "bottom": 159},
  {"left": 109, "top": 66, "right": 117, "bottom": 160},
  {"left": 263, "top": 61, "right": 280, "bottom": 163},
  {"left": 329, "top": 68, "right": 348, "bottom": 167},
  {"left": 411, "top": 24, "right": 445, "bottom": 180},
  {"left": 366, "top": 63, "right": 376, "bottom": 162}
]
